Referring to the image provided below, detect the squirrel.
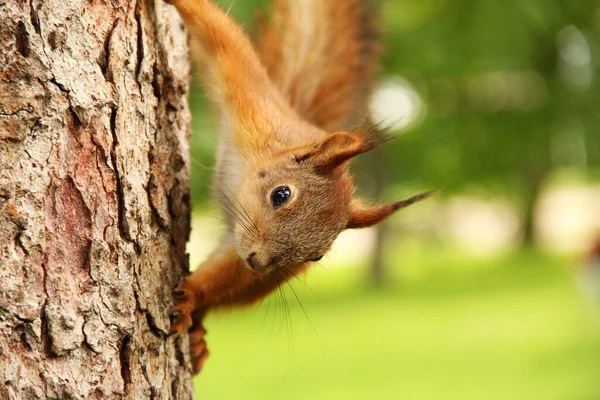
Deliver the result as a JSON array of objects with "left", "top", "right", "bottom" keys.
[{"left": 165, "top": 0, "right": 435, "bottom": 373}]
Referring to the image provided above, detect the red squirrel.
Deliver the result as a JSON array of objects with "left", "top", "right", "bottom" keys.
[{"left": 166, "top": 0, "right": 434, "bottom": 373}]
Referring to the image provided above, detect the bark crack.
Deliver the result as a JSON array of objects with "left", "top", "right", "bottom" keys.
[
  {"left": 15, "top": 20, "right": 31, "bottom": 57},
  {"left": 28, "top": 0, "right": 41, "bottom": 35},
  {"left": 90, "top": 128, "right": 114, "bottom": 198},
  {"left": 81, "top": 316, "right": 100, "bottom": 354},
  {"left": 119, "top": 335, "right": 131, "bottom": 389},
  {"left": 39, "top": 181, "right": 55, "bottom": 362},
  {"left": 108, "top": 106, "right": 138, "bottom": 250},
  {"left": 40, "top": 267, "right": 51, "bottom": 356},
  {"left": 0, "top": 107, "right": 33, "bottom": 116},
  {"left": 47, "top": 77, "right": 69, "bottom": 94},
  {"left": 15, "top": 232, "right": 30, "bottom": 256},
  {"left": 131, "top": 271, "right": 167, "bottom": 337},
  {"left": 135, "top": 0, "right": 144, "bottom": 92},
  {"left": 147, "top": 0, "right": 165, "bottom": 103},
  {"left": 145, "top": 311, "right": 164, "bottom": 338},
  {"left": 46, "top": 77, "right": 90, "bottom": 126},
  {"left": 152, "top": 64, "right": 162, "bottom": 101},
  {"left": 0, "top": 306, "right": 35, "bottom": 324},
  {"left": 98, "top": 18, "right": 120, "bottom": 83},
  {"left": 147, "top": 172, "right": 169, "bottom": 230}
]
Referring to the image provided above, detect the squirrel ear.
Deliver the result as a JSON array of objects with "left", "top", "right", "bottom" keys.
[
  {"left": 294, "top": 132, "right": 374, "bottom": 170},
  {"left": 346, "top": 191, "right": 437, "bottom": 229}
]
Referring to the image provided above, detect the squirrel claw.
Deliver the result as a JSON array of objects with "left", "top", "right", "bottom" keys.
[
  {"left": 170, "top": 284, "right": 210, "bottom": 373},
  {"left": 169, "top": 312, "right": 192, "bottom": 338},
  {"left": 189, "top": 325, "right": 209, "bottom": 374},
  {"left": 169, "top": 287, "right": 196, "bottom": 337}
]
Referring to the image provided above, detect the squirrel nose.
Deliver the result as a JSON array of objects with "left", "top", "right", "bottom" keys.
[
  {"left": 246, "top": 252, "right": 273, "bottom": 273},
  {"left": 247, "top": 252, "right": 262, "bottom": 271}
]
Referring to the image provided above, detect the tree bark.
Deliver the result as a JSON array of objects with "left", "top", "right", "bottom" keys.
[{"left": 0, "top": 0, "right": 193, "bottom": 398}]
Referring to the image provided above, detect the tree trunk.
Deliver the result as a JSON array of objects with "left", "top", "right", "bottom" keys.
[
  {"left": 365, "top": 149, "right": 386, "bottom": 287},
  {"left": 522, "top": 188, "right": 538, "bottom": 245},
  {"left": 521, "top": 165, "right": 547, "bottom": 245},
  {"left": 0, "top": 0, "right": 194, "bottom": 398}
]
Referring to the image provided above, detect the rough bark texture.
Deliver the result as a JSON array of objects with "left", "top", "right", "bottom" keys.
[{"left": 0, "top": 0, "right": 193, "bottom": 398}]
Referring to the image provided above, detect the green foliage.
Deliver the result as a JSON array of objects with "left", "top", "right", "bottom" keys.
[{"left": 377, "top": 0, "right": 600, "bottom": 195}]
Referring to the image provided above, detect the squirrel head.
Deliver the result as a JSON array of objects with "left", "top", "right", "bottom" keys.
[{"left": 228, "top": 131, "right": 435, "bottom": 273}]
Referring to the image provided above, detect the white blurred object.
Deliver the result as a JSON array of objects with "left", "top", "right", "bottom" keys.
[
  {"left": 535, "top": 183, "right": 600, "bottom": 254},
  {"left": 187, "top": 214, "right": 224, "bottom": 270},
  {"left": 557, "top": 26, "right": 594, "bottom": 92},
  {"left": 327, "top": 228, "right": 376, "bottom": 268},
  {"left": 445, "top": 196, "right": 522, "bottom": 256},
  {"left": 370, "top": 77, "right": 424, "bottom": 132}
]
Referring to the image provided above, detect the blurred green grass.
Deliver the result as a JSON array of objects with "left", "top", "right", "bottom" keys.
[{"left": 193, "top": 251, "right": 600, "bottom": 400}]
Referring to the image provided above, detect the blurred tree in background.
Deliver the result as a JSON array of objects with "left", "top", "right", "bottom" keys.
[
  {"left": 378, "top": 0, "right": 599, "bottom": 241},
  {"left": 188, "top": 0, "right": 600, "bottom": 282}
]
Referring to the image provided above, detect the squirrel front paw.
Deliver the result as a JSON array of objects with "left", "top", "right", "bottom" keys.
[
  {"left": 170, "top": 285, "right": 210, "bottom": 374},
  {"left": 170, "top": 279, "right": 206, "bottom": 336},
  {"left": 170, "top": 287, "right": 196, "bottom": 336}
]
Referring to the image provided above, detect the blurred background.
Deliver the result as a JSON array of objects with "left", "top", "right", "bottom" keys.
[{"left": 188, "top": 0, "right": 600, "bottom": 399}]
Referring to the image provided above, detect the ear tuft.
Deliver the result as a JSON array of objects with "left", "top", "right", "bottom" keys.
[{"left": 346, "top": 190, "right": 439, "bottom": 229}]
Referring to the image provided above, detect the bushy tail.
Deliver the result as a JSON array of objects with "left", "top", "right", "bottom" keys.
[{"left": 256, "top": 0, "right": 381, "bottom": 132}]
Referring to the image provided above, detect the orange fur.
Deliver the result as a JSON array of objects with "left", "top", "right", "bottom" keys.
[
  {"left": 166, "top": 0, "right": 431, "bottom": 374},
  {"left": 257, "top": 0, "right": 381, "bottom": 131}
]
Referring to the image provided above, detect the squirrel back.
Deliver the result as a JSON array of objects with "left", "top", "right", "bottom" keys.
[{"left": 256, "top": 0, "right": 380, "bottom": 132}]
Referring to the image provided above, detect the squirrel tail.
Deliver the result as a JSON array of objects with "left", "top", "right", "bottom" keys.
[{"left": 256, "top": 0, "right": 381, "bottom": 132}]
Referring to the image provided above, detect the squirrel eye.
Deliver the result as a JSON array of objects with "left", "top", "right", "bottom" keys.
[{"left": 270, "top": 186, "right": 292, "bottom": 209}]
